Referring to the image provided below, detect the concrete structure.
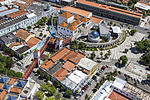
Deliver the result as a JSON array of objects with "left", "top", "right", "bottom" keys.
[
  {"left": 135, "top": 1, "right": 150, "bottom": 11},
  {"left": 57, "top": 11, "right": 91, "bottom": 37},
  {"left": 111, "top": 26, "right": 122, "bottom": 34},
  {"left": 99, "top": 24, "right": 111, "bottom": 39},
  {"left": 76, "top": 0, "right": 142, "bottom": 25},
  {"left": 61, "top": 6, "right": 92, "bottom": 18},
  {"left": 77, "top": 58, "right": 98, "bottom": 77},
  {"left": 0, "top": 76, "right": 38, "bottom": 100},
  {"left": 88, "top": 31, "right": 100, "bottom": 43},
  {"left": 91, "top": 78, "right": 139, "bottom": 100}
]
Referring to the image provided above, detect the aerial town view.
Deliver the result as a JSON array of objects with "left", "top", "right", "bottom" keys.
[{"left": 0, "top": 0, "right": 150, "bottom": 100}]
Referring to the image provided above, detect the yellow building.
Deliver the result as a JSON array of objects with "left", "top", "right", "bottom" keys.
[{"left": 77, "top": 58, "right": 98, "bottom": 77}]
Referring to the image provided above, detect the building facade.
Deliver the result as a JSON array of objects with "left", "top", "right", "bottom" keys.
[{"left": 76, "top": 0, "right": 142, "bottom": 25}]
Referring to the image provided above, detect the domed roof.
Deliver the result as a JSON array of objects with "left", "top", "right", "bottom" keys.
[{"left": 91, "top": 31, "right": 99, "bottom": 38}]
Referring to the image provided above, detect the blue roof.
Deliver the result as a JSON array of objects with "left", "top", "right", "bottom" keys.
[
  {"left": 91, "top": 31, "right": 99, "bottom": 38},
  {"left": 0, "top": 6, "right": 8, "bottom": 12},
  {"left": 0, "top": 77, "right": 8, "bottom": 83},
  {"left": 3, "top": 84, "right": 10, "bottom": 90},
  {"left": 8, "top": 96, "right": 16, "bottom": 100},
  {"left": 17, "top": 81, "right": 26, "bottom": 87}
]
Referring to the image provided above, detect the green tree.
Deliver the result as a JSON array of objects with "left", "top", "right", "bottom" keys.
[
  {"left": 65, "top": 89, "right": 72, "bottom": 97},
  {"left": 7, "top": 70, "right": 15, "bottom": 77},
  {"left": 60, "top": 85, "right": 66, "bottom": 91},
  {"left": 15, "top": 72, "right": 22, "bottom": 78},
  {"left": 130, "top": 29, "right": 136, "bottom": 36},
  {"left": 5, "top": 56, "right": 14, "bottom": 69},
  {"left": 40, "top": 83, "right": 49, "bottom": 91},
  {"left": 90, "top": 52, "right": 96, "bottom": 60},
  {"left": 55, "top": 93, "right": 61, "bottom": 100},
  {"left": 35, "top": 91, "right": 44, "bottom": 100},
  {"left": 119, "top": 55, "right": 128, "bottom": 66},
  {"left": 53, "top": 80, "right": 61, "bottom": 88},
  {"left": 107, "top": 50, "right": 111, "bottom": 55},
  {"left": 78, "top": 42, "right": 86, "bottom": 49},
  {"left": 74, "top": 90, "right": 78, "bottom": 95},
  {"left": 147, "top": 74, "right": 150, "bottom": 80},
  {"left": 148, "top": 34, "right": 150, "bottom": 39},
  {"left": 39, "top": 33, "right": 43, "bottom": 37},
  {"left": 27, "top": 26, "right": 32, "bottom": 30},
  {"left": 85, "top": 94, "right": 89, "bottom": 100},
  {"left": 48, "top": 86, "right": 56, "bottom": 96},
  {"left": 124, "top": 48, "right": 129, "bottom": 53},
  {"left": 45, "top": 97, "right": 55, "bottom": 100}
]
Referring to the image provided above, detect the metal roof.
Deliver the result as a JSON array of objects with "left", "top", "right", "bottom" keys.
[
  {"left": 0, "top": 8, "right": 19, "bottom": 17},
  {"left": 0, "top": 6, "right": 8, "bottom": 12}
]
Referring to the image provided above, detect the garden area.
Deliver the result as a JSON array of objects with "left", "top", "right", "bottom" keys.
[{"left": 0, "top": 52, "right": 22, "bottom": 78}]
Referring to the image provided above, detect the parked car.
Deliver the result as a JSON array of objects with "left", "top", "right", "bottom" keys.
[
  {"left": 96, "top": 72, "right": 100, "bottom": 76},
  {"left": 84, "top": 85, "right": 88, "bottom": 88}
]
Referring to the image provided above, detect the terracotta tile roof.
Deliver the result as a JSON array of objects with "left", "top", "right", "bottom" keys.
[
  {"left": 0, "top": 84, "right": 3, "bottom": 89},
  {"left": 41, "top": 60, "right": 54, "bottom": 70},
  {"left": 62, "top": 50, "right": 85, "bottom": 64},
  {"left": 77, "top": 0, "right": 142, "bottom": 18},
  {"left": 59, "top": 22, "right": 68, "bottom": 27},
  {"left": 49, "top": 38, "right": 56, "bottom": 44},
  {"left": 9, "top": 42, "right": 21, "bottom": 48},
  {"left": 12, "top": 0, "right": 34, "bottom": 9},
  {"left": 50, "top": 48, "right": 70, "bottom": 62},
  {"left": 53, "top": 68, "right": 69, "bottom": 81},
  {"left": 71, "top": 21, "right": 78, "bottom": 27},
  {"left": 74, "top": 19, "right": 82, "bottom": 25},
  {"left": 8, "top": 78, "right": 16, "bottom": 85},
  {"left": 67, "top": 25, "right": 77, "bottom": 31},
  {"left": 62, "top": 61, "right": 75, "bottom": 71},
  {"left": 61, "top": 6, "right": 92, "bottom": 17},
  {"left": 90, "top": 17, "right": 102, "bottom": 24},
  {"left": 69, "top": 52, "right": 85, "bottom": 64},
  {"left": 0, "top": 90, "right": 7, "bottom": 100},
  {"left": 26, "top": 37, "right": 40, "bottom": 48},
  {"left": 74, "top": 14, "right": 81, "bottom": 20},
  {"left": 7, "top": 10, "right": 28, "bottom": 18},
  {"left": 108, "top": 91, "right": 129, "bottom": 100},
  {"left": 77, "top": 0, "right": 99, "bottom": 7},
  {"left": 16, "top": 29, "right": 34, "bottom": 41},
  {"left": 34, "top": 49, "right": 39, "bottom": 53},
  {"left": 81, "top": 17, "right": 90, "bottom": 22},
  {"left": 60, "top": 11, "right": 73, "bottom": 19},
  {"left": 10, "top": 87, "right": 22, "bottom": 94}
]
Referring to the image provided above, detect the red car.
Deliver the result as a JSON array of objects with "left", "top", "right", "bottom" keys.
[{"left": 84, "top": 85, "right": 88, "bottom": 88}]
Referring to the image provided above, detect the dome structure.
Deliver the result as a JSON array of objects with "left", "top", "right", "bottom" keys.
[
  {"left": 88, "top": 31, "right": 100, "bottom": 43},
  {"left": 91, "top": 31, "right": 99, "bottom": 38}
]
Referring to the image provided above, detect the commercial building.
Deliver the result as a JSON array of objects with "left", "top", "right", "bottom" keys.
[
  {"left": 40, "top": 48, "right": 97, "bottom": 92},
  {"left": 135, "top": 1, "right": 150, "bottom": 11},
  {"left": 77, "top": 58, "right": 98, "bottom": 77},
  {"left": 91, "top": 78, "right": 139, "bottom": 100},
  {"left": 88, "top": 31, "right": 100, "bottom": 43},
  {"left": 76, "top": 0, "right": 142, "bottom": 25},
  {"left": 0, "top": 76, "right": 38, "bottom": 100},
  {"left": 61, "top": 6, "right": 92, "bottom": 18}
]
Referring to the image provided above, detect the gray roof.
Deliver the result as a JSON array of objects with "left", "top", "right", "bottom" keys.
[
  {"left": 47, "top": 62, "right": 62, "bottom": 75},
  {"left": 16, "top": 46, "right": 30, "bottom": 54},
  {"left": 0, "top": 33, "right": 16, "bottom": 44},
  {"left": 0, "top": 6, "right": 8, "bottom": 12},
  {"left": 0, "top": 8, "right": 19, "bottom": 17},
  {"left": 0, "top": 15, "right": 28, "bottom": 30}
]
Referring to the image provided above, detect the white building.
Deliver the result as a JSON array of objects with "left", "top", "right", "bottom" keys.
[
  {"left": 61, "top": 70, "right": 88, "bottom": 92},
  {"left": 111, "top": 26, "right": 122, "bottom": 34},
  {"left": 99, "top": 25, "right": 111, "bottom": 39},
  {"left": 57, "top": 11, "right": 91, "bottom": 37},
  {"left": 0, "top": 13, "right": 38, "bottom": 36},
  {"left": 135, "top": 1, "right": 150, "bottom": 11}
]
